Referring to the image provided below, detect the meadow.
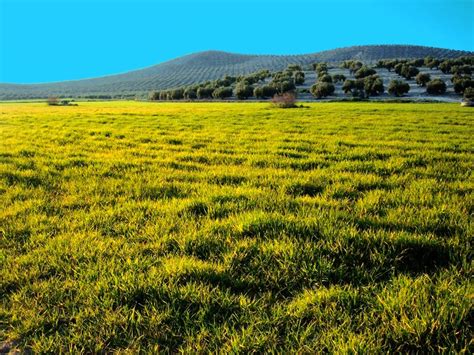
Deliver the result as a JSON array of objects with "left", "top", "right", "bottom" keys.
[{"left": 0, "top": 101, "right": 472, "bottom": 352}]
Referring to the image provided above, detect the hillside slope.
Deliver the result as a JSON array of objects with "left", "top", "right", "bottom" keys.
[{"left": 1, "top": 45, "right": 471, "bottom": 99}]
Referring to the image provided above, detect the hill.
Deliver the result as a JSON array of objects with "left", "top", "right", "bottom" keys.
[{"left": 0, "top": 45, "right": 472, "bottom": 99}]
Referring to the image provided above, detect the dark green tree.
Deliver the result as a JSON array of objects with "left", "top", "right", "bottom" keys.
[
  {"left": 262, "top": 85, "right": 277, "bottom": 98},
  {"left": 310, "top": 82, "right": 335, "bottom": 98},
  {"left": 452, "top": 76, "right": 474, "bottom": 94},
  {"left": 212, "top": 87, "right": 233, "bottom": 99},
  {"left": 184, "top": 87, "right": 197, "bottom": 100},
  {"left": 349, "top": 61, "right": 363, "bottom": 74},
  {"left": 197, "top": 87, "right": 213, "bottom": 99},
  {"left": 294, "top": 71, "right": 305, "bottom": 85},
  {"left": 342, "top": 79, "right": 365, "bottom": 98},
  {"left": 400, "top": 65, "right": 419, "bottom": 80},
  {"left": 149, "top": 91, "right": 160, "bottom": 100},
  {"left": 354, "top": 66, "right": 376, "bottom": 79},
  {"left": 364, "top": 75, "right": 384, "bottom": 97},
  {"left": 394, "top": 63, "right": 404, "bottom": 75},
  {"left": 287, "top": 64, "right": 302, "bottom": 72},
  {"left": 426, "top": 79, "right": 447, "bottom": 95},
  {"left": 318, "top": 74, "right": 333, "bottom": 83},
  {"left": 415, "top": 73, "right": 431, "bottom": 87},
  {"left": 388, "top": 80, "right": 410, "bottom": 97},
  {"left": 235, "top": 81, "right": 254, "bottom": 99},
  {"left": 332, "top": 74, "right": 346, "bottom": 83},
  {"left": 314, "top": 63, "right": 328, "bottom": 76},
  {"left": 408, "top": 58, "right": 424, "bottom": 67},
  {"left": 464, "top": 87, "right": 474, "bottom": 101},
  {"left": 159, "top": 91, "right": 169, "bottom": 100},
  {"left": 254, "top": 86, "right": 277, "bottom": 99},
  {"left": 170, "top": 88, "right": 184, "bottom": 100},
  {"left": 451, "top": 65, "right": 472, "bottom": 75},
  {"left": 439, "top": 60, "right": 453, "bottom": 74}
]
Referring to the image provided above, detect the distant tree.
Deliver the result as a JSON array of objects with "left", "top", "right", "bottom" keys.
[
  {"left": 363, "top": 75, "right": 384, "bottom": 97},
  {"left": 170, "top": 88, "right": 184, "bottom": 100},
  {"left": 394, "top": 63, "right": 404, "bottom": 75},
  {"left": 450, "top": 65, "right": 472, "bottom": 75},
  {"left": 460, "top": 56, "right": 474, "bottom": 65},
  {"left": 253, "top": 86, "right": 264, "bottom": 99},
  {"left": 452, "top": 75, "right": 474, "bottom": 94},
  {"left": 342, "top": 79, "right": 355, "bottom": 94},
  {"left": 378, "top": 60, "right": 396, "bottom": 71},
  {"left": 184, "top": 87, "right": 197, "bottom": 100},
  {"left": 424, "top": 56, "right": 435, "bottom": 68},
  {"left": 415, "top": 73, "right": 431, "bottom": 87},
  {"left": 342, "top": 80, "right": 355, "bottom": 94},
  {"left": 464, "top": 87, "right": 474, "bottom": 101},
  {"left": 256, "top": 70, "right": 271, "bottom": 80},
  {"left": 340, "top": 60, "right": 351, "bottom": 69},
  {"left": 287, "top": 64, "right": 302, "bottom": 72},
  {"left": 318, "top": 74, "right": 333, "bottom": 83},
  {"left": 384, "top": 60, "right": 399, "bottom": 72},
  {"left": 159, "top": 91, "right": 169, "bottom": 100},
  {"left": 261, "top": 85, "right": 277, "bottom": 98},
  {"left": 197, "top": 87, "right": 213, "bottom": 99},
  {"left": 439, "top": 60, "right": 452, "bottom": 74},
  {"left": 315, "top": 63, "right": 328, "bottom": 72},
  {"left": 310, "top": 82, "right": 335, "bottom": 98},
  {"left": 270, "top": 76, "right": 296, "bottom": 94},
  {"left": 427, "top": 58, "right": 441, "bottom": 69},
  {"left": 354, "top": 66, "right": 376, "bottom": 79},
  {"left": 400, "top": 65, "right": 419, "bottom": 80},
  {"left": 314, "top": 63, "right": 328, "bottom": 76},
  {"left": 215, "top": 76, "right": 237, "bottom": 87},
  {"left": 212, "top": 87, "right": 233, "bottom": 99},
  {"left": 149, "top": 91, "right": 160, "bottom": 101},
  {"left": 349, "top": 61, "right": 363, "bottom": 74},
  {"left": 294, "top": 71, "right": 305, "bottom": 85},
  {"left": 272, "top": 71, "right": 293, "bottom": 82},
  {"left": 388, "top": 80, "right": 410, "bottom": 97},
  {"left": 408, "top": 58, "right": 424, "bottom": 67},
  {"left": 332, "top": 74, "right": 346, "bottom": 83},
  {"left": 276, "top": 80, "right": 295, "bottom": 94},
  {"left": 235, "top": 81, "right": 254, "bottom": 99},
  {"left": 426, "top": 79, "right": 447, "bottom": 95},
  {"left": 342, "top": 79, "right": 365, "bottom": 98}
]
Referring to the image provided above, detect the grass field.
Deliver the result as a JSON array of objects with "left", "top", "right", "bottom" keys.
[{"left": 0, "top": 102, "right": 472, "bottom": 352}]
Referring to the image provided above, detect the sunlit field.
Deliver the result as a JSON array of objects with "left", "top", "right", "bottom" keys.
[{"left": 1, "top": 101, "right": 472, "bottom": 352}]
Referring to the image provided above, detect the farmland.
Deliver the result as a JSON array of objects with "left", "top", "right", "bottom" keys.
[{"left": 0, "top": 101, "right": 472, "bottom": 352}]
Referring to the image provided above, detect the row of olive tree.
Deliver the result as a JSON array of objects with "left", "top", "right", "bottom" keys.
[
  {"left": 149, "top": 70, "right": 271, "bottom": 101},
  {"left": 150, "top": 55, "right": 472, "bottom": 101},
  {"left": 149, "top": 64, "right": 306, "bottom": 101},
  {"left": 379, "top": 56, "right": 470, "bottom": 95},
  {"left": 377, "top": 56, "right": 473, "bottom": 76}
]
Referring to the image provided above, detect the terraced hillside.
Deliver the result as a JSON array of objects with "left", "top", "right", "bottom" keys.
[{"left": 1, "top": 45, "right": 471, "bottom": 99}]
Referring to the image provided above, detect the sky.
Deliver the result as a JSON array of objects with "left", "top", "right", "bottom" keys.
[{"left": 0, "top": 0, "right": 473, "bottom": 84}]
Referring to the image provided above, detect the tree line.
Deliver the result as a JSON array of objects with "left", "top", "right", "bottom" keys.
[{"left": 149, "top": 56, "right": 474, "bottom": 101}]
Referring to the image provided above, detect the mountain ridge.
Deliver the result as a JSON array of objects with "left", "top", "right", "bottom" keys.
[{"left": 1, "top": 44, "right": 472, "bottom": 99}]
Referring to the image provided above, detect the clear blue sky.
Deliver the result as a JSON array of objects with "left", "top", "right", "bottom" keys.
[{"left": 0, "top": 0, "right": 472, "bottom": 83}]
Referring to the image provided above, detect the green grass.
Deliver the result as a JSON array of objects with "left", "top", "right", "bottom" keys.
[{"left": 0, "top": 101, "right": 472, "bottom": 352}]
